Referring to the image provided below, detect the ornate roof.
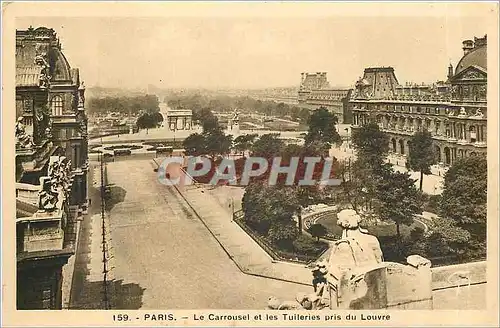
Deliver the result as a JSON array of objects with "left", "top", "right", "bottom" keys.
[
  {"left": 16, "top": 66, "right": 42, "bottom": 87},
  {"left": 16, "top": 26, "right": 74, "bottom": 86},
  {"left": 455, "top": 41, "right": 487, "bottom": 76}
]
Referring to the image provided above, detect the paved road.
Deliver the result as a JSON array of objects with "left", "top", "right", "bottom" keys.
[{"left": 104, "top": 159, "right": 310, "bottom": 309}]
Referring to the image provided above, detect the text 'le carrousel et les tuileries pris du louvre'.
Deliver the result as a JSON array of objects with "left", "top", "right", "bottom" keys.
[{"left": 114, "top": 312, "right": 391, "bottom": 322}]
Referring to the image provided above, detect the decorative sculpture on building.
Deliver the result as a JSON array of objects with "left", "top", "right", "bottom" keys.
[
  {"left": 44, "top": 156, "right": 73, "bottom": 206},
  {"left": 463, "top": 70, "right": 483, "bottom": 80},
  {"left": 38, "top": 177, "right": 59, "bottom": 211},
  {"left": 478, "top": 85, "right": 487, "bottom": 99},
  {"left": 45, "top": 118, "right": 53, "bottom": 139},
  {"left": 34, "top": 43, "right": 51, "bottom": 89},
  {"left": 15, "top": 117, "right": 34, "bottom": 149},
  {"left": 459, "top": 107, "right": 468, "bottom": 117},
  {"left": 78, "top": 81, "right": 86, "bottom": 108},
  {"left": 33, "top": 105, "right": 51, "bottom": 144},
  {"left": 474, "top": 108, "right": 484, "bottom": 118}
]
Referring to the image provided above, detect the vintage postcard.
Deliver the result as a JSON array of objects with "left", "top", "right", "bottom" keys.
[{"left": 2, "top": 1, "right": 499, "bottom": 327}]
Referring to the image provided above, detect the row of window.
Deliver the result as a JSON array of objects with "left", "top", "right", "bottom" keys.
[{"left": 354, "top": 104, "right": 446, "bottom": 114}]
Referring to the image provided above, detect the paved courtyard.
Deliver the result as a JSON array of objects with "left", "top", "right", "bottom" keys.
[{"left": 102, "top": 159, "right": 310, "bottom": 309}]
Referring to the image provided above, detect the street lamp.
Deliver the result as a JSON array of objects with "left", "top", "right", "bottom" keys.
[{"left": 344, "top": 127, "right": 350, "bottom": 150}]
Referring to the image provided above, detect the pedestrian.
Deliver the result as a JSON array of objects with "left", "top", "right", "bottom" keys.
[{"left": 89, "top": 198, "right": 92, "bottom": 206}]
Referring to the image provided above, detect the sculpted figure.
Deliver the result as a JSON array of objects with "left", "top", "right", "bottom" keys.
[
  {"left": 15, "top": 117, "right": 33, "bottom": 149},
  {"left": 459, "top": 107, "right": 467, "bottom": 116},
  {"left": 38, "top": 178, "right": 59, "bottom": 211},
  {"left": 233, "top": 109, "right": 240, "bottom": 122}
]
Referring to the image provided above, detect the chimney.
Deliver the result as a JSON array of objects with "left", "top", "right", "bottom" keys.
[
  {"left": 447, "top": 63, "right": 454, "bottom": 80},
  {"left": 462, "top": 40, "right": 474, "bottom": 55},
  {"left": 474, "top": 35, "right": 487, "bottom": 48}
]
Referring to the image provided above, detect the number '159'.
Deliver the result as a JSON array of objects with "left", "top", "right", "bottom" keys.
[{"left": 113, "top": 314, "right": 129, "bottom": 321}]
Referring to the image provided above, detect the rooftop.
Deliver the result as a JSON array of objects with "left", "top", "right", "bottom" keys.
[
  {"left": 16, "top": 67, "right": 42, "bottom": 87},
  {"left": 455, "top": 35, "right": 487, "bottom": 75}
]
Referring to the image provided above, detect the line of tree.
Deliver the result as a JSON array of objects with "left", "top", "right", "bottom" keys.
[
  {"left": 87, "top": 94, "right": 160, "bottom": 115},
  {"left": 166, "top": 94, "right": 311, "bottom": 123}
]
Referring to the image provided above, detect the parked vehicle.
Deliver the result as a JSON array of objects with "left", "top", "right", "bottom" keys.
[{"left": 113, "top": 148, "right": 132, "bottom": 156}]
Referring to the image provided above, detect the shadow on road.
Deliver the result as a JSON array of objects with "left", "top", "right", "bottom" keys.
[
  {"left": 105, "top": 185, "right": 127, "bottom": 212},
  {"left": 70, "top": 277, "right": 145, "bottom": 309},
  {"left": 110, "top": 279, "right": 146, "bottom": 309}
]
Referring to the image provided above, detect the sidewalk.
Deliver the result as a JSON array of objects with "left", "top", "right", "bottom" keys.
[
  {"left": 68, "top": 162, "right": 114, "bottom": 309},
  {"left": 174, "top": 182, "right": 314, "bottom": 286}
]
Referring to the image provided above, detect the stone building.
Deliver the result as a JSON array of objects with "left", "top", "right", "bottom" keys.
[
  {"left": 159, "top": 103, "right": 194, "bottom": 131},
  {"left": 349, "top": 35, "right": 487, "bottom": 166},
  {"left": 15, "top": 26, "right": 88, "bottom": 309},
  {"left": 298, "top": 72, "right": 353, "bottom": 123},
  {"left": 166, "top": 108, "right": 194, "bottom": 131}
]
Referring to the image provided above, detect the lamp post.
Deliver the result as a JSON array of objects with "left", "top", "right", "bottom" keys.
[{"left": 344, "top": 127, "right": 350, "bottom": 151}]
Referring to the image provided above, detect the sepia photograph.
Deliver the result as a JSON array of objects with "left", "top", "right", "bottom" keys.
[{"left": 2, "top": 1, "right": 498, "bottom": 327}]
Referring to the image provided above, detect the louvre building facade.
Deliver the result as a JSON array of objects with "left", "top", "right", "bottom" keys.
[
  {"left": 349, "top": 35, "right": 487, "bottom": 166},
  {"left": 15, "top": 26, "right": 88, "bottom": 309}
]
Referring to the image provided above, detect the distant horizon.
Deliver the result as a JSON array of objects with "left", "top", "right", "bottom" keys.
[{"left": 18, "top": 13, "right": 491, "bottom": 90}]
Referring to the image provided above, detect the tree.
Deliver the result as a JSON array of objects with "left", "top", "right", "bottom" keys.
[
  {"left": 351, "top": 122, "right": 389, "bottom": 166},
  {"left": 427, "top": 216, "right": 471, "bottom": 257},
  {"left": 308, "top": 223, "right": 328, "bottom": 241},
  {"left": 196, "top": 108, "right": 221, "bottom": 134},
  {"left": 407, "top": 130, "right": 436, "bottom": 190},
  {"left": 242, "top": 183, "right": 300, "bottom": 239},
  {"left": 152, "top": 112, "right": 164, "bottom": 127},
  {"left": 205, "top": 131, "right": 232, "bottom": 158},
  {"left": 251, "top": 134, "right": 285, "bottom": 159},
  {"left": 305, "top": 107, "right": 341, "bottom": 147},
  {"left": 438, "top": 155, "right": 487, "bottom": 256},
  {"left": 233, "top": 134, "right": 258, "bottom": 156},
  {"left": 136, "top": 113, "right": 156, "bottom": 130},
  {"left": 375, "top": 167, "right": 424, "bottom": 259},
  {"left": 183, "top": 133, "right": 205, "bottom": 157}
]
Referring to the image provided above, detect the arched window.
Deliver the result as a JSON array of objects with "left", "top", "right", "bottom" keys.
[{"left": 50, "top": 96, "right": 64, "bottom": 116}]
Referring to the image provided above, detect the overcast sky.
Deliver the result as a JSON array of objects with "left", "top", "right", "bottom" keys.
[{"left": 18, "top": 14, "right": 491, "bottom": 89}]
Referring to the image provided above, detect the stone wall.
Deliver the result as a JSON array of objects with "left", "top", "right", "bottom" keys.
[{"left": 431, "top": 260, "right": 486, "bottom": 290}]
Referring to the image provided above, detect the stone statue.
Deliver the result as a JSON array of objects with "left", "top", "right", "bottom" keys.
[
  {"left": 266, "top": 209, "right": 433, "bottom": 310},
  {"left": 459, "top": 107, "right": 468, "bottom": 116},
  {"left": 474, "top": 108, "right": 484, "bottom": 118},
  {"left": 38, "top": 178, "right": 59, "bottom": 211},
  {"left": 478, "top": 85, "right": 487, "bottom": 99},
  {"left": 232, "top": 109, "right": 239, "bottom": 122},
  {"left": 15, "top": 117, "right": 33, "bottom": 149},
  {"left": 78, "top": 81, "right": 86, "bottom": 107}
]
